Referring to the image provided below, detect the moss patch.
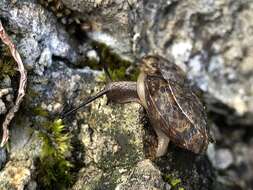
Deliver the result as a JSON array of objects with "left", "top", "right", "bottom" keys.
[
  {"left": 163, "top": 174, "right": 184, "bottom": 190},
  {"left": 0, "top": 44, "right": 18, "bottom": 80},
  {"left": 35, "top": 118, "right": 73, "bottom": 190},
  {"left": 32, "top": 106, "right": 49, "bottom": 117},
  {"left": 82, "top": 41, "right": 139, "bottom": 81}
]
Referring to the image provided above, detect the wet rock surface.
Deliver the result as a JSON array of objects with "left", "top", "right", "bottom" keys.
[{"left": 0, "top": 0, "right": 253, "bottom": 190}]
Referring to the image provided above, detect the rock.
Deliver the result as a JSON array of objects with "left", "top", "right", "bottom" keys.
[
  {"left": 0, "top": 2, "right": 97, "bottom": 189},
  {"left": 205, "top": 123, "right": 253, "bottom": 190},
  {"left": 0, "top": 148, "right": 6, "bottom": 170},
  {"left": 115, "top": 159, "right": 170, "bottom": 190},
  {"left": 61, "top": 0, "right": 136, "bottom": 61},
  {"left": 86, "top": 49, "right": 99, "bottom": 62},
  {"left": 36, "top": 48, "right": 52, "bottom": 76},
  {"left": 0, "top": 0, "right": 78, "bottom": 70},
  {"left": 0, "top": 77, "right": 14, "bottom": 115},
  {"left": 0, "top": 119, "right": 40, "bottom": 190},
  {"left": 232, "top": 142, "right": 253, "bottom": 188},
  {"left": 17, "top": 36, "right": 41, "bottom": 70},
  {"left": 72, "top": 92, "right": 145, "bottom": 189},
  {"left": 0, "top": 162, "right": 31, "bottom": 190},
  {"left": 156, "top": 145, "right": 215, "bottom": 190},
  {"left": 72, "top": 165, "right": 103, "bottom": 190},
  {"left": 4, "top": 0, "right": 253, "bottom": 189},
  {"left": 0, "top": 61, "right": 97, "bottom": 190},
  {"left": 208, "top": 146, "right": 234, "bottom": 170},
  {"left": 0, "top": 99, "right": 7, "bottom": 115},
  {"left": 0, "top": 5, "right": 145, "bottom": 186},
  {"left": 26, "top": 181, "right": 37, "bottom": 190}
]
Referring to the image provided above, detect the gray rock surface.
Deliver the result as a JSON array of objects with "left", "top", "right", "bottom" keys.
[
  {"left": 0, "top": 77, "right": 14, "bottom": 115},
  {"left": 71, "top": 88, "right": 145, "bottom": 189},
  {"left": 208, "top": 146, "right": 234, "bottom": 170},
  {"left": 61, "top": 0, "right": 136, "bottom": 61},
  {"left": 0, "top": 120, "right": 39, "bottom": 190},
  {"left": 0, "top": 0, "right": 78, "bottom": 69},
  {"left": 0, "top": 99, "right": 7, "bottom": 115},
  {"left": 0, "top": 0, "right": 253, "bottom": 190},
  {"left": 1, "top": 2, "right": 146, "bottom": 189},
  {"left": 210, "top": 127, "right": 253, "bottom": 189},
  {"left": 0, "top": 148, "right": 6, "bottom": 170},
  {"left": 115, "top": 159, "right": 170, "bottom": 190}
]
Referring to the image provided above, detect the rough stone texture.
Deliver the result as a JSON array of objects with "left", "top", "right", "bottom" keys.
[
  {"left": 0, "top": 0, "right": 78, "bottom": 69},
  {"left": 208, "top": 146, "right": 234, "bottom": 170},
  {"left": 62, "top": 0, "right": 128, "bottom": 13},
  {"left": 72, "top": 92, "right": 145, "bottom": 189},
  {"left": 0, "top": 1, "right": 94, "bottom": 189},
  {"left": 0, "top": 76, "right": 14, "bottom": 171},
  {"left": 209, "top": 126, "right": 253, "bottom": 189},
  {"left": 0, "top": 99, "right": 7, "bottom": 115},
  {"left": 61, "top": 0, "right": 137, "bottom": 61},
  {"left": 1, "top": 0, "right": 253, "bottom": 190},
  {"left": 72, "top": 165, "right": 103, "bottom": 190},
  {"left": 155, "top": 145, "right": 215, "bottom": 190},
  {"left": 0, "top": 77, "right": 14, "bottom": 115},
  {"left": 116, "top": 159, "right": 170, "bottom": 190},
  {"left": 0, "top": 148, "right": 6, "bottom": 170},
  {"left": 0, "top": 119, "right": 40, "bottom": 190},
  {"left": 0, "top": 2, "right": 146, "bottom": 189}
]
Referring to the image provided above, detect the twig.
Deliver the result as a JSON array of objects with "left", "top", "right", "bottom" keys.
[{"left": 0, "top": 20, "right": 27, "bottom": 147}]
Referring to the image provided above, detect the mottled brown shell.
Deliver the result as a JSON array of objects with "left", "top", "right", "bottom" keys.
[{"left": 140, "top": 55, "right": 210, "bottom": 154}]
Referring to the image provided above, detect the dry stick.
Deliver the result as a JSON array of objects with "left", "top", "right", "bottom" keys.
[{"left": 0, "top": 20, "right": 27, "bottom": 147}]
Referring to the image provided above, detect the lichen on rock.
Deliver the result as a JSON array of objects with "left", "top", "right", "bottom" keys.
[
  {"left": 115, "top": 159, "right": 170, "bottom": 190},
  {"left": 72, "top": 87, "right": 145, "bottom": 189}
]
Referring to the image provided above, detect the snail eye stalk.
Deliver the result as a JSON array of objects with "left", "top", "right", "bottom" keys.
[{"left": 61, "top": 89, "right": 108, "bottom": 118}]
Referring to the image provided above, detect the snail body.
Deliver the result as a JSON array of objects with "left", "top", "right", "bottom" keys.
[
  {"left": 63, "top": 55, "right": 210, "bottom": 157},
  {"left": 137, "top": 56, "right": 209, "bottom": 155}
]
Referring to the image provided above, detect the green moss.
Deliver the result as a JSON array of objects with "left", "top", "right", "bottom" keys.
[
  {"left": 32, "top": 106, "right": 49, "bottom": 117},
  {"left": 0, "top": 45, "right": 17, "bottom": 79},
  {"left": 163, "top": 174, "right": 184, "bottom": 190},
  {"left": 83, "top": 41, "right": 139, "bottom": 81},
  {"left": 170, "top": 178, "right": 181, "bottom": 186},
  {"left": 36, "top": 118, "right": 73, "bottom": 190},
  {"left": 26, "top": 87, "right": 40, "bottom": 99}
]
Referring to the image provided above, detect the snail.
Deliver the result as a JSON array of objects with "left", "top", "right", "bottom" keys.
[{"left": 63, "top": 55, "right": 210, "bottom": 157}]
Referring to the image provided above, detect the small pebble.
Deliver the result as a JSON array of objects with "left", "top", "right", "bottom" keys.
[{"left": 209, "top": 147, "right": 234, "bottom": 170}]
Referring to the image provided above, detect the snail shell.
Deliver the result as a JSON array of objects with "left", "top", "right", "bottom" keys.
[{"left": 137, "top": 56, "right": 209, "bottom": 154}]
